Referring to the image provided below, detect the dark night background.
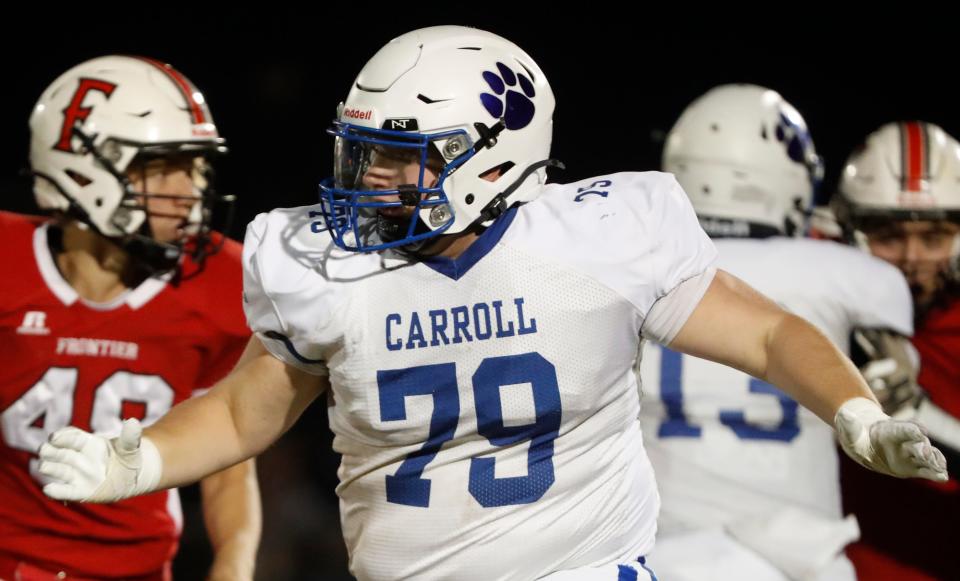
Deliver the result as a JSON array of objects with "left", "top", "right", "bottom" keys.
[{"left": 3, "top": 9, "right": 957, "bottom": 579}]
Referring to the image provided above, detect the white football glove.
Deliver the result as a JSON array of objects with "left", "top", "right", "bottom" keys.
[
  {"left": 835, "top": 397, "right": 948, "bottom": 482},
  {"left": 38, "top": 418, "right": 163, "bottom": 502},
  {"left": 852, "top": 329, "right": 924, "bottom": 418}
]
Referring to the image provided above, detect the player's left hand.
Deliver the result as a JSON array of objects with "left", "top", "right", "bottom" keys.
[
  {"left": 836, "top": 397, "right": 948, "bottom": 482},
  {"left": 37, "top": 418, "right": 162, "bottom": 502}
]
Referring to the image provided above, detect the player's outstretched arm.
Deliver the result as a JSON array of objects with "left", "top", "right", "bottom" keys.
[
  {"left": 669, "top": 269, "right": 948, "bottom": 482},
  {"left": 39, "top": 336, "right": 328, "bottom": 502}
]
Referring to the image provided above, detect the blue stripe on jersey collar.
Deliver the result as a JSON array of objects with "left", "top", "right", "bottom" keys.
[{"left": 421, "top": 206, "right": 518, "bottom": 281}]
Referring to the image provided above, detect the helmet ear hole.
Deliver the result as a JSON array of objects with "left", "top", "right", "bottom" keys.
[
  {"left": 479, "top": 161, "right": 515, "bottom": 183},
  {"left": 65, "top": 169, "right": 92, "bottom": 187}
]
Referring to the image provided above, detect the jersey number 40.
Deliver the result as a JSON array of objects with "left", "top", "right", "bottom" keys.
[{"left": 2, "top": 368, "right": 173, "bottom": 483}]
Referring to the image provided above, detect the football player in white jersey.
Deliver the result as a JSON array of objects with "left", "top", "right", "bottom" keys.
[
  {"left": 34, "top": 27, "right": 947, "bottom": 581},
  {"left": 639, "top": 84, "right": 918, "bottom": 581}
]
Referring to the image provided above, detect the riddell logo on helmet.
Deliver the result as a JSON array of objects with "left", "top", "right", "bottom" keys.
[
  {"left": 343, "top": 108, "right": 373, "bottom": 120},
  {"left": 54, "top": 78, "right": 118, "bottom": 153},
  {"left": 898, "top": 191, "right": 936, "bottom": 207},
  {"left": 192, "top": 125, "right": 217, "bottom": 137}
]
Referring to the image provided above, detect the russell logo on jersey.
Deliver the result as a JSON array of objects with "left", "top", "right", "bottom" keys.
[{"left": 16, "top": 311, "right": 50, "bottom": 336}]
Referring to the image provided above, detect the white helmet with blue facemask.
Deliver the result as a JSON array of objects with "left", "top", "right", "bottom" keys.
[{"left": 319, "top": 25, "right": 557, "bottom": 252}]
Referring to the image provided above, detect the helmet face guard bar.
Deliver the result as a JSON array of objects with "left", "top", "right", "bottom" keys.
[
  {"left": 840, "top": 200, "right": 960, "bottom": 232},
  {"left": 318, "top": 122, "right": 476, "bottom": 252},
  {"left": 71, "top": 126, "right": 234, "bottom": 277}
]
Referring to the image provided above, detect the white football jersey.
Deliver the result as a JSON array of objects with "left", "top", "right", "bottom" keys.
[
  {"left": 639, "top": 237, "right": 913, "bottom": 534},
  {"left": 243, "top": 172, "right": 716, "bottom": 581}
]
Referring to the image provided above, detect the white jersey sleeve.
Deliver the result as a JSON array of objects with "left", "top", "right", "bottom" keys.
[
  {"left": 503, "top": 171, "right": 717, "bottom": 341},
  {"left": 242, "top": 207, "right": 342, "bottom": 375},
  {"left": 638, "top": 173, "right": 718, "bottom": 303},
  {"left": 635, "top": 173, "right": 719, "bottom": 344},
  {"left": 642, "top": 267, "right": 717, "bottom": 345}
]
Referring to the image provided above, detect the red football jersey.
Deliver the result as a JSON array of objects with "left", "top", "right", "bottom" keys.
[
  {"left": 914, "top": 299, "right": 960, "bottom": 418},
  {"left": 842, "top": 297, "right": 960, "bottom": 581},
  {"left": 0, "top": 211, "right": 249, "bottom": 578}
]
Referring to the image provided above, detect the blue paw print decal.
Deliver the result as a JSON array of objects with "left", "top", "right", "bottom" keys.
[
  {"left": 775, "top": 112, "right": 813, "bottom": 166},
  {"left": 480, "top": 62, "right": 536, "bottom": 130},
  {"left": 775, "top": 111, "right": 823, "bottom": 184}
]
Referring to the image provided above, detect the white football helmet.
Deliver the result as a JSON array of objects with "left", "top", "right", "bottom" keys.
[
  {"left": 319, "top": 25, "right": 557, "bottom": 252},
  {"left": 29, "top": 55, "right": 230, "bottom": 274},
  {"left": 836, "top": 121, "right": 960, "bottom": 225},
  {"left": 662, "top": 83, "right": 823, "bottom": 238},
  {"left": 835, "top": 121, "right": 960, "bottom": 279}
]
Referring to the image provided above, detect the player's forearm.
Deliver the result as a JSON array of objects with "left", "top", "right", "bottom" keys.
[
  {"left": 142, "top": 338, "right": 269, "bottom": 488},
  {"left": 146, "top": 337, "right": 323, "bottom": 489},
  {"left": 201, "top": 460, "right": 262, "bottom": 581},
  {"left": 144, "top": 388, "right": 251, "bottom": 489},
  {"left": 669, "top": 271, "right": 878, "bottom": 424},
  {"left": 38, "top": 338, "right": 326, "bottom": 503},
  {"left": 762, "top": 313, "right": 878, "bottom": 424}
]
